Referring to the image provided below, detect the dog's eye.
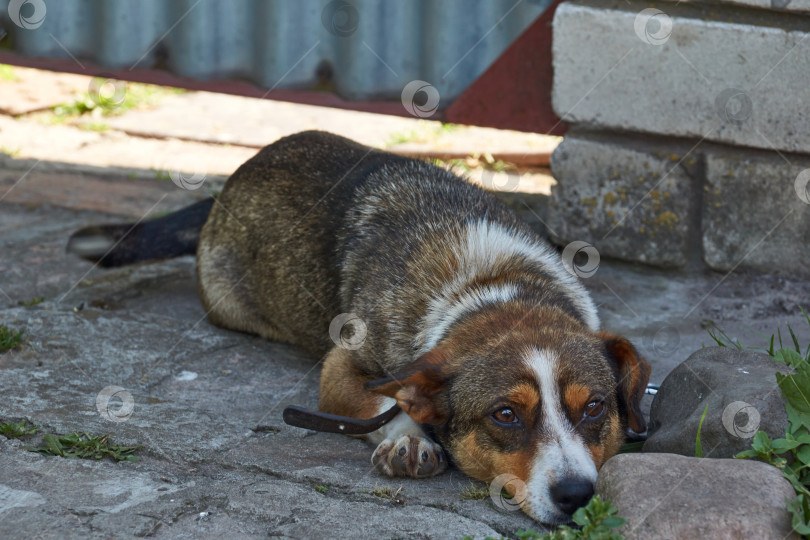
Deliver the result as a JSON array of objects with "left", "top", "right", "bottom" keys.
[
  {"left": 584, "top": 400, "right": 605, "bottom": 420},
  {"left": 492, "top": 407, "right": 519, "bottom": 425}
]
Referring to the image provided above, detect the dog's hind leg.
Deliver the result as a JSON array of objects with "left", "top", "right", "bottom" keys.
[{"left": 319, "top": 347, "right": 447, "bottom": 478}]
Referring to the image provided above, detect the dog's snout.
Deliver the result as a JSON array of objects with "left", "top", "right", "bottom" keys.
[{"left": 550, "top": 478, "right": 594, "bottom": 516}]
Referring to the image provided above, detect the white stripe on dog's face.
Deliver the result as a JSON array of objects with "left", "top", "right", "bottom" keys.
[{"left": 522, "top": 348, "right": 598, "bottom": 523}]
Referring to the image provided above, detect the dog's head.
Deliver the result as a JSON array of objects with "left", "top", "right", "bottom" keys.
[{"left": 367, "top": 307, "right": 650, "bottom": 524}]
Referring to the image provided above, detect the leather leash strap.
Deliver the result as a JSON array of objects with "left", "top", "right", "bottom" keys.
[{"left": 282, "top": 404, "right": 401, "bottom": 435}]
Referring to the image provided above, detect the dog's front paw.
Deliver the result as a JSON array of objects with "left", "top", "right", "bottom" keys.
[{"left": 371, "top": 434, "right": 447, "bottom": 478}]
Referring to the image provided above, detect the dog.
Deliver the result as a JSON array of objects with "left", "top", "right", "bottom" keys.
[{"left": 67, "top": 130, "right": 651, "bottom": 524}]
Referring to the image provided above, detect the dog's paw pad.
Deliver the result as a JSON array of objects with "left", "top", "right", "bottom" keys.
[{"left": 371, "top": 435, "right": 446, "bottom": 478}]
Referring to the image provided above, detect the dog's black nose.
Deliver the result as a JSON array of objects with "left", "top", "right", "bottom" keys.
[{"left": 550, "top": 478, "right": 594, "bottom": 516}]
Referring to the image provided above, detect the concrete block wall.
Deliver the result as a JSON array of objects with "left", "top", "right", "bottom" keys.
[{"left": 548, "top": 0, "right": 810, "bottom": 274}]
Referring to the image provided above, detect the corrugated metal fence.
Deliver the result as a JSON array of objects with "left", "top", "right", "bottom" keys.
[{"left": 0, "top": 0, "right": 549, "bottom": 102}]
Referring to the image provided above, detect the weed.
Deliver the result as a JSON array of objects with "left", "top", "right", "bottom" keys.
[
  {"left": 369, "top": 484, "right": 405, "bottom": 503},
  {"left": 154, "top": 170, "right": 172, "bottom": 181},
  {"left": 0, "top": 419, "right": 38, "bottom": 439},
  {"left": 79, "top": 122, "right": 110, "bottom": 132},
  {"left": 460, "top": 482, "right": 489, "bottom": 500},
  {"left": 369, "top": 484, "right": 393, "bottom": 498},
  {"left": 0, "top": 145, "right": 21, "bottom": 157},
  {"left": 0, "top": 325, "right": 24, "bottom": 353},
  {"left": 0, "top": 64, "right": 18, "bottom": 82},
  {"left": 464, "top": 495, "right": 626, "bottom": 540},
  {"left": 695, "top": 404, "right": 709, "bottom": 457},
  {"left": 710, "top": 309, "right": 810, "bottom": 535},
  {"left": 18, "top": 296, "right": 45, "bottom": 306},
  {"left": 28, "top": 432, "right": 141, "bottom": 462},
  {"left": 314, "top": 484, "right": 329, "bottom": 494},
  {"left": 51, "top": 81, "right": 184, "bottom": 121}
]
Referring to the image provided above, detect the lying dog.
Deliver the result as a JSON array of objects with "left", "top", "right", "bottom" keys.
[{"left": 68, "top": 130, "right": 650, "bottom": 524}]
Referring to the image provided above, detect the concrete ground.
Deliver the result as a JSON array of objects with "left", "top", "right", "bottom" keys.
[{"left": 1, "top": 67, "right": 809, "bottom": 539}]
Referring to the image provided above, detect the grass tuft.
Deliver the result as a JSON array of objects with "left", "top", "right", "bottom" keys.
[
  {"left": 0, "top": 325, "right": 24, "bottom": 353},
  {"left": 460, "top": 482, "right": 489, "bottom": 501},
  {"left": 28, "top": 432, "right": 141, "bottom": 462},
  {"left": 0, "top": 419, "right": 39, "bottom": 439}
]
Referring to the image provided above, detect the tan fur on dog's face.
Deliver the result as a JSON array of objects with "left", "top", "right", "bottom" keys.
[{"left": 371, "top": 304, "right": 649, "bottom": 524}]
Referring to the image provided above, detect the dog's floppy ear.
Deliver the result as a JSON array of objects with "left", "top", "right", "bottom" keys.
[
  {"left": 364, "top": 348, "right": 450, "bottom": 425},
  {"left": 598, "top": 332, "right": 651, "bottom": 436}
]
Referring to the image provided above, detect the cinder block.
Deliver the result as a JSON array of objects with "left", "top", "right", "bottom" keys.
[
  {"left": 548, "top": 132, "right": 698, "bottom": 268},
  {"left": 552, "top": 1, "right": 810, "bottom": 154},
  {"left": 702, "top": 147, "right": 810, "bottom": 274},
  {"left": 679, "top": 0, "right": 810, "bottom": 13}
]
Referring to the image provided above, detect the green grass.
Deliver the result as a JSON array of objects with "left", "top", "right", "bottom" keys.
[
  {"left": 0, "top": 145, "right": 21, "bottom": 157},
  {"left": 0, "top": 325, "right": 24, "bottom": 353},
  {"left": 78, "top": 122, "right": 110, "bottom": 132},
  {"left": 314, "top": 484, "right": 329, "bottom": 494},
  {"left": 18, "top": 296, "right": 45, "bottom": 306},
  {"left": 695, "top": 404, "right": 709, "bottom": 457},
  {"left": 460, "top": 482, "right": 490, "bottom": 501},
  {"left": 710, "top": 309, "right": 810, "bottom": 535},
  {"left": 28, "top": 432, "right": 141, "bottom": 462},
  {"left": 464, "top": 495, "right": 626, "bottom": 540},
  {"left": 0, "top": 419, "right": 38, "bottom": 439},
  {"left": 0, "top": 64, "right": 18, "bottom": 82},
  {"left": 50, "top": 80, "right": 185, "bottom": 121},
  {"left": 368, "top": 484, "right": 404, "bottom": 503}
]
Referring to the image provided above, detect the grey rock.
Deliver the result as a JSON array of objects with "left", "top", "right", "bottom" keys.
[
  {"left": 549, "top": 131, "right": 698, "bottom": 268},
  {"left": 644, "top": 347, "right": 790, "bottom": 458},
  {"left": 596, "top": 453, "right": 799, "bottom": 540}
]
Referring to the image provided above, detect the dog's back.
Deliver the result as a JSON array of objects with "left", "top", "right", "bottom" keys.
[
  {"left": 199, "top": 131, "right": 596, "bottom": 370},
  {"left": 69, "top": 130, "right": 596, "bottom": 364}
]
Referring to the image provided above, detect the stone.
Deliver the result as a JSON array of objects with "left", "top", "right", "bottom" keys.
[
  {"left": 596, "top": 453, "right": 799, "bottom": 540},
  {"left": 548, "top": 131, "right": 698, "bottom": 267},
  {"left": 552, "top": 2, "right": 810, "bottom": 154},
  {"left": 702, "top": 146, "right": 810, "bottom": 275},
  {"left": 644, "top": 347, "right": 790, "bottom": 458}
]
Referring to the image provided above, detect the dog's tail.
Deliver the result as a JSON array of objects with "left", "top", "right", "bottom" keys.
[{"left": 67, "top": 198, "right": 215, "bottom": 267}]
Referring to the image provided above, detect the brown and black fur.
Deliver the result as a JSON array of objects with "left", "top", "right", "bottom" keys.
[{"left": 68, "top": 131, "right": 650, "bottom": 524}]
